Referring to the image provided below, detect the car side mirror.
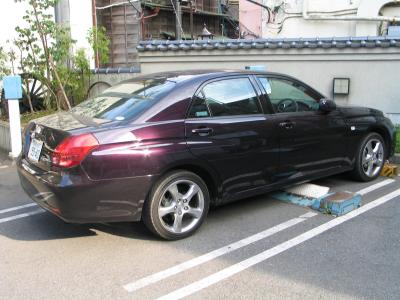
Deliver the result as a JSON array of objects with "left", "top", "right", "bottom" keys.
[{"left": 319, "top": 99, "right": 336, "bottom": 113}]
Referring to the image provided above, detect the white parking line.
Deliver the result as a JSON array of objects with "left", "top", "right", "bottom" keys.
[
  {"left": 0, "top": 165, "right": 8, "bottom": 169},
  {"left": 0, "top": 208, "right": 44, "bottom": 224},
  {"left": 158, "top": 188, "right": 400, "bottom": 300},
  {"left": 124, "top": 178, "right": 396, "bottom": 293},
  {"left": 357, "top": 178, "right": 395, "bottom": 195},
  {"left": 123, "top": 212, "right": 317, "bottom": 292},
  {"left": 0, "top": 203, "right": 38, "bottom": 214}
]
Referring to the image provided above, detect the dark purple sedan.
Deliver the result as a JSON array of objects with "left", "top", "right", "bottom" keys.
[{"left": 17, "top": 70, "right": 396, "bottom": 239}]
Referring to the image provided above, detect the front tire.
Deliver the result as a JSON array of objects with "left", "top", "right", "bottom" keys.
[
  {"left": 142, "top": 170, "right": 210, "bottom": 240},
  {"left": 351, "top": 133, "right": 385, "bottom": 182}
]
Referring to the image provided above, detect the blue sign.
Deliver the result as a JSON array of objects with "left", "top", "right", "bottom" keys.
[
  {"left": 3, "top": 76, "right": 22, "bottom": 100},
  {"left": 245, "top": 65, "right": 266, "bottom": 72}
]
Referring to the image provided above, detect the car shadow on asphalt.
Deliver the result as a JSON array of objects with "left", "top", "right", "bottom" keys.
[
  {"left": 0, "top": 190, "right": 287, "bottom": 242},
  {"left": 0, "top": 213, "right": 97, "bottom": 241},
  {"left": 0, "top": 210, "right": 161, "bottom": 241},
  {"left": 89, "top": 222, "right": 159, "bottom": 241},
  {"left": 0, "top": 172, "right": 360, "bottom": 242}
]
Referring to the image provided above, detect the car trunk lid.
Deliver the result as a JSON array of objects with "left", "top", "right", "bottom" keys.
[{"left": 23, "top": 112, "right": 113, "bottom": 171}]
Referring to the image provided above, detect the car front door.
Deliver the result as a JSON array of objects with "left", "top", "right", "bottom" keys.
[
  {"left": 185, "top": 76, "right": 279, "bottom": 202},
  {"left": 256, "top": 75, "right": 349, "bottom": 184}
]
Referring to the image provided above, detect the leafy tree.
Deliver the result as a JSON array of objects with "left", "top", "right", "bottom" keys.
[
  {"left": 15, "top": 0, "right": 72, "bottom": 110},
  {"left": 68, "top": 48, "right": 91, "bottom": 105},
  {"left": 87, "top": 26, "right": 110, "bottom": 66},
  {"left": 14, "top": 38, "right": 35, "bottom": 112},
  {"left": 12, "top": 0, "right": 111, "bottom": 113},
  {"left": 8, "top": 48, "right": 17, "bottom": 75},
  {"left": 0, "top": 47, "right": 11, "bottom": 79}
]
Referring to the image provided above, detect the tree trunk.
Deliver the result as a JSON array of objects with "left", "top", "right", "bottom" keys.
[
  {"left": 49, "top": 55, "right": 71, "bottom": 110},
  {"left": 31, "top": 0, "right": 72, "bottom": 111},
  {"left": 24, "top": 79, "right": 34, "bottom": 113}
]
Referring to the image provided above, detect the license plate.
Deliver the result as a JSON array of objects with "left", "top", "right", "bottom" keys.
[{"left": 28, "top": 138, "right": 44, "bottom": 163}]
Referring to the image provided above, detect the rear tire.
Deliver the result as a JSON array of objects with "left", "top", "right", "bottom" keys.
[
  {"left": 351, "top": 133, "right": 385, "bottom": 182},
  {"left": 142, "top": 170, "right": 210, "bottom": 240}
]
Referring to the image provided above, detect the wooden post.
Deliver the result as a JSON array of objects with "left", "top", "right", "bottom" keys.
[{"left": 190, "top": 1, "right": 194, "bottom": 40}]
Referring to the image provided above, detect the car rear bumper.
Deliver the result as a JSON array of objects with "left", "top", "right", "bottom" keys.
[{"left": 17, "top": 159, "right": 153, "bottom": 223}]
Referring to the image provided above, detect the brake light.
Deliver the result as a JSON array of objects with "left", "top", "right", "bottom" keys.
[{"left": 52, "top": 134, "right": 99, "bottom": 168}]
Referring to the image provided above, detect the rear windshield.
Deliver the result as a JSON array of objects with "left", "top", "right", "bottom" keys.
[{"left": 71, "top": 78, "right": 176, "bottom": 121}]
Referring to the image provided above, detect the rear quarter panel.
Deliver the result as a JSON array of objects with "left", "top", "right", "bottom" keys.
[{"left": 83, "top": 121, "right": 190, "bottom": 180}]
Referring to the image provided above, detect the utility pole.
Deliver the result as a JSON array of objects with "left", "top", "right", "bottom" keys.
[
  {"left": 175, "top": 0, "right": 182, "bottom": 40},
  {"left": 55, "top": 0, "right": 71, "bottom": 30},
  {"left": 190, "top": 1, "right": 194, "bottom": 39},
  {"left": 54, "top": 0, "right": 72, "bottom": 67}
]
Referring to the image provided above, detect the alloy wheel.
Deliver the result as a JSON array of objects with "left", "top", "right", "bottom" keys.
[
  {"left": 158, "top": 180, "right": 205, "bottom": 234},
  {"left": 362, "top": 138, "right": 384, "bottom": 177}
]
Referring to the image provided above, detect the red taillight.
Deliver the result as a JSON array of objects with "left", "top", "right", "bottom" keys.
[{"left": 52, "top": 133, "right": 99, "bottom": 168}]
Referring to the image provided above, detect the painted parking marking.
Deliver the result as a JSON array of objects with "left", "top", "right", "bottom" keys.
[
  {"left": 123, "top": 212, "right": 317, "bottom": 292},
  {"left": 0, "top": 203, "right": 38, "bottom": 214},
  {"left": 0, "top": 208, "right": 44, "bottom": 224},
  {"left": 124, "top": 177, "right": 396, "bottom": 293},
  {"left": 0, "top": 165, "right": 8, "bottom": 169},
  {"left": 159, "top": 188, "right": 400, "bottom": 300},
  {"left": 356, "top": 178, "right": 395, "bottom": 195}
]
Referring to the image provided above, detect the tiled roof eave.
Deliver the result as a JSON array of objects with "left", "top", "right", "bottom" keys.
[{"left": 137, "top": 36, "right": 400, "bottom": 52}]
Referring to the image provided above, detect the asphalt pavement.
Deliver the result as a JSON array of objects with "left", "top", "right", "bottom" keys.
[{"left": 0, "top": 157, "right": 399, "bottom": 300}]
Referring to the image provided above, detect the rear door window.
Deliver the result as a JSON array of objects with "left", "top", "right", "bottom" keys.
[{"left": 189, "top": 77, "right": 262, "bottom": 118}]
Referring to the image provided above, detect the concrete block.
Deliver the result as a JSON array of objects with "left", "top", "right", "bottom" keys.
[{"left": 312, "top": 191, "right": 362, "bottom": 216}]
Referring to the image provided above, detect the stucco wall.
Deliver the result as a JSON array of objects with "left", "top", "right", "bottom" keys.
[
  {"left": 239, "top": 0, "right": 262, "bottom": 38},
  {"left": 138, "top": 46, "right": 400, "bottom": 124},
  {"left": 240, "top": 0, "right": 400, "bottom": 38}
]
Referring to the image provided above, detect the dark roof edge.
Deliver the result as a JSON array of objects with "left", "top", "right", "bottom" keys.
[
  {"left": 137, "top": 36, "right": 400, "bottom": 52},
  {"left": 91, "top": 67, "right": 140, "bottom": 74}
]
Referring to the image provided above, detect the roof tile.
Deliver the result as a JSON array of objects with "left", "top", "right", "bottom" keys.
[{"left": 138, "top": 36, "right": 400, "bottom": 52}]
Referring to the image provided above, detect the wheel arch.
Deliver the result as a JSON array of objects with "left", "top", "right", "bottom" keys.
[
  {"left": 156, "top": 162, "right": 221, "bottom": 206},
  {"left": 368, "top": 125, "right": 392, "bottom": 158}
]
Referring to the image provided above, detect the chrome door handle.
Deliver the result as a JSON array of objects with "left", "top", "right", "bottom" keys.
[
  {"left": 192, "top": 127, "right": 213, "bottom": 136},
  {"left": 279, "top": 121, "right": 295, "bottom": 129}
]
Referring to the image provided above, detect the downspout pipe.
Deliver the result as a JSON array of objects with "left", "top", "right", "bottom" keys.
[{"left": 303, "top": 0, "right": 400, "bottom": 22}]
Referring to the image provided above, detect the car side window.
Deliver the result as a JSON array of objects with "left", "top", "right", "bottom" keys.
[
  {"left": 258, "top": 77, "right": 320, "bottom": 113},
  {"left": 188, "top": 95, "right": 211, "bottom": 118},
  {"left": 189, "top": 77, "right": 262, "bottom": 118}
]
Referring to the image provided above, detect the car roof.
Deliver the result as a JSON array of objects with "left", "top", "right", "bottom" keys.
[
  {"left": 122, "top": 69, "right": 286, "bottom": 84},
  {"left": 116, "top": 69, "right": 325, "bottom": 100}
]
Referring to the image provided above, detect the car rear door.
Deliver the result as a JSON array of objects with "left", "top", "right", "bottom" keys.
[
  {"left": 184, "top": 76, "right": 279, "bottom": 202},
  {"left": 255, "top": 75, "right": 349, "bottom": 184}
]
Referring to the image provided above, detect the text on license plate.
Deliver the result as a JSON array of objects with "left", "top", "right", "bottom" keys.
[{"left": 28, "top": 139, "right": 43, "bottom": 163}]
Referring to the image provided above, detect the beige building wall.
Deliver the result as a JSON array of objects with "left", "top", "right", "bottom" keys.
[
  {"left": 138, "top": 46, "right": 400, "bottom": 124},
  {"left": 239, "top": 0, "right": 400, "bottom": 38}
]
